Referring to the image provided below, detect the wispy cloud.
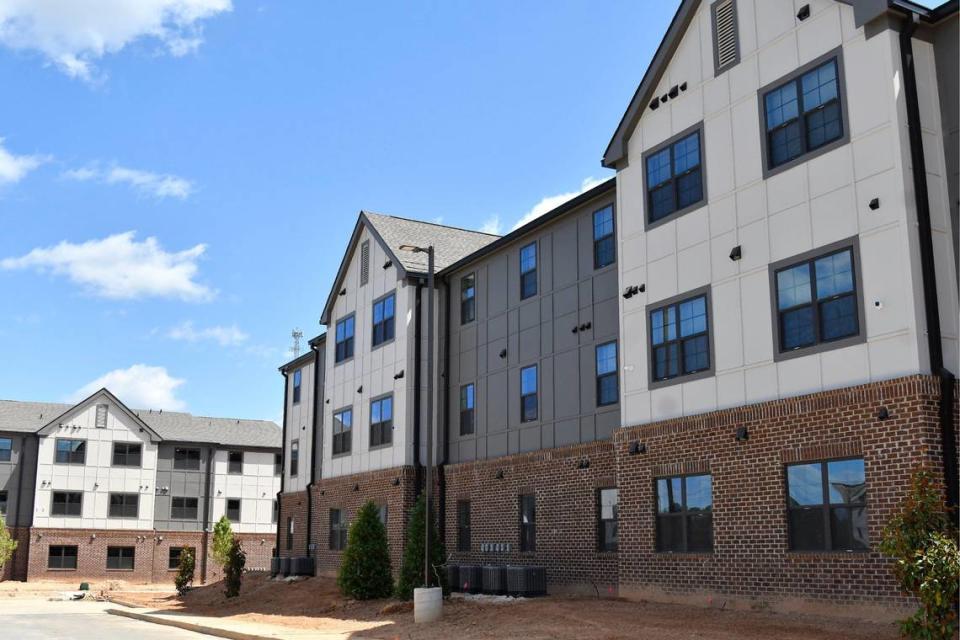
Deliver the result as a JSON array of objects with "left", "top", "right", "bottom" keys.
[
  {"left": 167, "top": 321, "right": 248, "bottom": 346},
  {"left": 70, "top": 364, "right": 186, "bottom": 411},
  {"left": 63, "top": 164, "right": 194, "bottom": 199},
  {"left": 476, "top": 176, "right": 611, "bottom": 235},
  {"left": 478, "top": 215, "right": 502, "bottom": 235},
  {"left": 0, "top": 138, "right": 48, "bottom": 185},
  {"left": 1, "top": 231, "right": 214, "bottom": 301}
]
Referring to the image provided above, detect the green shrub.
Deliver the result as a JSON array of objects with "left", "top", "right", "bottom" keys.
[
  {"left": 395, "top": 495, "right": 446, "bottom": 600},
  {"left": 212, "top": 516, "right": 233, "bottom": 568},
  {"left": 0, "top": 519, "right": 17, "bottom": 573},
  {"left": 223, "top": 537, "right": 246, "bottom": 598},
  {"left": 337, "top": 500, "right": 393, "bottom": 599},
  {"left": 880, "top": 466, "right": 960, "bottom": 640},
  {"left": 174, "top": 548, "right": 195, "bottom": 596}
]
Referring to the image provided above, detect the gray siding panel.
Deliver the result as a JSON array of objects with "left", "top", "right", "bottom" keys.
[
  {"left": 0, "top": 432, "right": 37, "bottom": 527},
  {"left": 153, "top": 444, "right": 209, "bottom": 531}
]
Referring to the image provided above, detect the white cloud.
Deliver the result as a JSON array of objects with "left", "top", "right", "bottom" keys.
[
  {"left": 167, "top": 320, "right": 248, "bottom": 346},
  {"left": 0, "top": 231, "right": 214, "bottom": 301},
  {"left": 479, "top": 215, "right": 502, "bottom": 235},
  {"left": 510, "top": 176, "right": 609, "bottom": 231},
  {"left": 63, "top": 164, "right": 194, "bottom": 199},
  {"left": 0, "top": 138, "right": 47, "bottom": 184},
  {"left": 71, "top": 364, "right": 186, "bottom": 410},
  {"left": 0, "top": 0, "right": 232, "bottom": 82}
]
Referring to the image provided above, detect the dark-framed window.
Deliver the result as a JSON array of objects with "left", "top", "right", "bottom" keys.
[
  {"left": 786, "top": 457, "right": 868, "bottom": 552},
  {"left": 54, "top": 438, "right": 86, "bottom": 465},
  {"left": 370, "top": 396, "right": 393, "bottom": 448},
  {"left": 644, "top": 125, "right": 704, "bottom": 226},
  {"left": 332, "top": 409, "right": 352, "bottom": 456},
  {"left": 457, "top": 500, "right": 471, "bottom": 552},
  {"left": 112, "top": 442, "right": 141, "bottom": 467},
  {"left": 171, "top": 496, "right": 199, "bottom": 520},
  {"left": 226, "top": 498, "right": 241, "bottom": 522},
  {"left": 520, "top": 365, "right": 538, "bottom": 423},
  {"left": 292, "top": 368, "right": 302, "bottom": 404},
  {"left": 519, "top": 494, "right": 536, "bottom": 552},
  {"left": 174, "top": 447, "right": 201, "bottom": 471},
  {"left": 596, "top": 341, "right": 618, "bottom": 407},
  {"left": 51, "top": 491, "right": 82, "bottom": 516},
  {"left": 48, "top": 545, "right": 78, "bottom": 570},
  {"left": 108, "top": 493, "right": 139, "bottom": 519},
  {"left": 597, "top": 487, "right": 619, "bottom": 552},
  {"left": 168, "top": 546, "right": 194, "bottom": 570},
  {"left": 372, "top": 293, "right": 396, "bottom": 347},
  {"left": 95, "top": 403, "right": 108, "bottom": 428},
  {"left": 228, "top": 450, "right": 243, "bottom": 474},
  {"left": 289, "top": 440, "right": 299, "bottom": 476},
  {"left": 274, "top": 452, "right": 282, "bottom": 476},
  {"left": 286, "top": 517, "right": 294, "bottom": 550},
  {"left": 520, "top": 242, "right": 537, "bottom": 300},
  {"left": 329, "top": 508, "right": 347, "bottom": 551},
  {"left": 106, "top": 546, "right": 135, "bottom": 571},
  {"left": 593, "top": 205, "right": 615, "bottom": 269},
  {"left": 0, "top": 437, "right": 11, "bottom": 462},
  {"left": 335, "top": 315, "right": 355, "bottom": 363},
  {"left": 0, "top": 490, "right": 7, "bottom": 516},
  {"left": 459, "top": 383, "right": 475, "bottom": 436},
  {"left": 649, "top": 290, "right": 711, "bottom": 385},
  {"left": 460, "top": 273, "right": 476, "bottom": 324},
  {"left": 656, "top": 473, "right": 713, "bottom": 553}
]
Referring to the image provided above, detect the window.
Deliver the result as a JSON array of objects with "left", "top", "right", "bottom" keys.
[
  {"left": 520, "top": 243, "right": 537, "bottom": 299},
  {"left": 0, "top": 437, "right": 10, "bottom": 462},
  {"left": 761, "top": 54, "right": 845, "bottom": 173},
  {"left": 112, "top": 442, "right": 142, "bottom": 467},
  {"left": 48, "top": 545, "right": 78, "bottom": 570},
  {"left": 786, "top": 458, "right": 868, "bottom": 552},
  {"left": 519, "top": 494, "right": 536, "bottom": 552},
  {"left": 228, "top": 450, "right": 243, "bottom": 474},
  {"left": 168, "top": 547, "right": 194, "bottom": 570},
  {"left": 286, "top": 517, "right": 294, "bottom": 550},
  {"left": 597, "top": 488, "right": 619, "bottom": 552},
  {"left": 289, "top": 440, "right": 299, "bottom": 477},
  {"left": 0, "top": 490, "right": 7, "bottom": 516},
  {"left": 372, "top": 293, "right": 396, "bottom": 347},
  {"left": 226, "top": 498, "right": 241, "bottom": 522},
  {"left": 292, "top": 369, "right": 302, "bottom": 404},
  {"left": 649, "top": 291, "right": 711, "bottom": 384},
  {"left": 711, "top": 0, "right": 739, "bottom": 75},
  {"left": 656, "top": 474, "right": 713, "bottom": 552},
  {"left": 273, "top": 500, "right": 278, "bottom": 524},
  {"left": 593, "top": 205, "right": 615, "bottom": 269},
  {"left": 773, "top": 244, "right": 861, "bottom": 357},
  {"left": 596, "top": 342, "right": 618, "bottom": 407},
  {"left": 644, "top": 127, "right": 704, "bottom": 226},
  {"left": 108, "top": 493, "right": 139, "bottom": 519},
  {"left": 54, "top": 438, "right": 86, "bottom": 465},
  {"left": 329, "top": 508, "right": 347, "bottom": 550},
  {"left": 520, "top": 365, "right": 538, "bottom": 423},
  {"left": 335, "top": 315, "right": 355, "bottom": 363},
  {"left": 377, "top": 504, "right": 388, "bottom": 527},
  {"left": 106, "top": 546, "right": 135, "bottom": 571},
  {"left": 95, "top": 403, "right": 108, "bottom": 428},
  {"left": 171, "top": 496, "right": 199, "bottom": 520},
  {"left": 274, "top": 452, "right": 282, "bottom": 475},
  {"left": 332, "top": 409, "right": 352, "bottom": 455},
  {"left": 459, "top": 384, "right": 475, "bottom": 436},
  {"left": 460, "top": 274, "right": 476, "bottom": 324},
  {"left": 360, "top": 239, "right": 370, "bottom": 286},
  {"left": 174, "top": 447, "right": 201, "bottom": 471},
  {"left": 370, "top": 396, "right": 393, "bottom": 448},
  {"left": 51, "top": 491, "right": 82, "bottom": 517},
  {"left": 457, "top": 500, "right": 471, "bottom": 552}
]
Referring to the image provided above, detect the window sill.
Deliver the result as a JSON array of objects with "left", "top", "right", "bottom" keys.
[
  {"left": 368, "top": 443, "right": 394, "bottom": 451},
  {"left": 46, "top": 567, "right": 77, "bottom": 572},
  {"left": 785, "top": 549, "right": 870, "bottom": 556},
  {"left": 331, "top": 452, "right": 352, "bottom": 459},
  {"left": 773, "top": 333, "right": 865, "bottom": 363},
  {"left": 106, "top": 568, "right": 136, "bottom": 572},
  {"left": 333, "top": 357, "right": 354, "bottom": 368},
  {"left": 371, "top": 338, "right": 395, "bottom": 352},
  {"left": 653, "top": 550, "right": 714, "bottom": 556},
  {"left": 647, "top": 367, "right": 715, "bottom": 390},
  {"left": 645, "top": 200, "right": 707, "bottom": 232}
]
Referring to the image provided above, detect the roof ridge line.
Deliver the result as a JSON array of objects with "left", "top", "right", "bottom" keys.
[{"left": 362, "top": 210, "right": 501, "bottom": 238}]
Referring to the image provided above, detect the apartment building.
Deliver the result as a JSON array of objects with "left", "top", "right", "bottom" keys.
[
  {"left": 0, "top": 388, "right": 280, "bottom": 583},
  {"left": 277, "top": 0, "right": 957, "bottom": 613}
]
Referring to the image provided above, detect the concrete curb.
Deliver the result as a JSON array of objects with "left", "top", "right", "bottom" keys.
[
  {"left": 103, "top": 596, "right": 143, "bottom": 609},
  {"left": 105, "top": 608, "right": 274, "bottom": 640}
]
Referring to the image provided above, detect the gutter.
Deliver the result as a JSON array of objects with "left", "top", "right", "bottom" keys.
[
  {"left": 14, "top": 434, "right": 30, "bottom": 577},
  {"left": 201, "top": 445, "right": 214, "bottom": 583},
  {"left": 276, "top": 371, "right": 289, "bottom": 556},
  {"left": 413, "top": 282, "right": 423, "bottom": 496},
  {"left": 438, "top": 278, "right": 451, "bottom": 541},
  {"left": 306, "top": 341, "right": 322, "bottom": 558}
]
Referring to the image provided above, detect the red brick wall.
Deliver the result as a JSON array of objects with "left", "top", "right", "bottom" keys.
[
  {"left": 150, "top": 531, "right": 205, "bottom": 583},
  {"left": 277, "top": 490, "right": 309, "bottom": 558},
  {"left": 1, "top": 527, "right": 30, "bottom": 581},
  {"left": 204, "top": 532, "right": 274, "bottom": 583}
]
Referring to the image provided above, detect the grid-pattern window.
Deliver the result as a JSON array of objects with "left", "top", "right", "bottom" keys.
[
  {"left": 650, "top": 293, "right": 710, "bottom": 383},
  {"left": 520, "top": 243, "right": 537, "bottom": 300},
  {"left": 656, "top": 474, "right": 713, "bottom": 552},
  {"left": 645, "top": 130, "right": 703, "bottom": 224},
  {"left": 286, "top": 517, "right": 294, "bottom": 550},
  {"left": 460, "top": 274, "right": 476, "bottom": 324},
  {"left": 372, "top": 293, "right": 396, "bottom": 347},
  {"left": 333, "top": 409, "right": 352, "bottom": 455},
  {"left": 775, "top": 246, "right": 859, "bottom": 353},
  {"left": 168, "top": 546, "right": 194, "bottom": 570},
  {"left": 95, "top": 403, "right": 108, "bottom": 428},
  {"left": 226, "top": 498, "right": 241, "bottom": 522},
  {"left": 292, "top": 369, "right": 302, "bottom": 404},
  {"left": 457, "top": 500, "right": 471, "bottom": 552},
  {"left": 112, "top": 442, "right": 141, "bottom": 467},
  {"left": 593, "top": 205, "right": 615, "bottom": 268},
  {"left": 763, "top": 58, "right": 843, "bottom": 170},
  {"left": 335, "top": 315, "right": 355, "bottom": 362},
  {"left": 108, "top": 493, "right": 139, "bottom": 519},
  {"left": 174, "top": 447, "right": 201, "bottom": 471},
  {"left": 520, "top": 365, "right": 538, "bottom": 423},
  {"left": 787, "top": 458, "right": 868, "bottom": 552},
  {"left": 596, "top": 342, "right": 618, "bottom": 406},
  {"left": 171, "top": 496, "right": 199, "bottom": 520},
  {"left": 274, "top": 452, "right": 282, "bottom": 475},
  {"left": 0, "top": 490, "right": 7, "bottom": 516},
  {"left": 51, "top": 491, "right": 82, "bottom": 516},
  {"left": 0, "top": 437, "right": 11, "bottom": 462},
  {"left": 228, "top": 450, "right": 243, "bottom": 474},
  {"left": 519, "top": 494, "right": 536, "bottom": 552},
  {"left": 597, "top": 488, "right": 619, "bottom": 552},
  {"left": 370, "top": 396, "right": 393, "bottom": 448},
  {"left": 329, "top": 509, "right": 347, "bottom": 550},
  {"left": 459, "top": 383, "right": 475, "bottom": 436},
  {"left": 54, "top": 438, "right": 86, "bottom": 465},
  {"left": 290, "top": 440, "right": 299, "bottom": 477},
  {"left": 48, "top": 545, "right": 78, "bottom": 570},
  {"left": 106, "top": 546, "right": 135, "bottom": 570}
]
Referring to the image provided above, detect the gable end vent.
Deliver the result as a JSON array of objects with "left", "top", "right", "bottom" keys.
[
  {"left": 360, "top": 240, "right": 370, "bottom": 286},
  {"left": 712, "top": 0, "right": 740, "bottom": 75}
]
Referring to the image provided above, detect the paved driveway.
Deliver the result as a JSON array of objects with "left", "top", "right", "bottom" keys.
[{"left": 0, "top": 599, "right": 208, "bottom": 640}]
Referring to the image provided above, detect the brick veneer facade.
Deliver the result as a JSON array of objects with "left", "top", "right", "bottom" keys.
[
  {"left": 2, "top": 527, "right": 30, "bottom": 581},
  {"left": 277, "top": 490, "right": 309, "bottom": 558}
]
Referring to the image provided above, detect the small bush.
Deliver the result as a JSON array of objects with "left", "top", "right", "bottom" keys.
[
  {"left": 174, "top": 548, "right": 195, "bottom": 596},
  {"left": 223, "top": 537, "right": 246, "bottom": 598},
  {"left": 337, "top": 500, "right": 393, "bottom": 599},
  {"left": 395, "top": 495, "right": 446, "bottom": 600},
  {"left": 212, "top": 516, "right": 234, "bottom": 568},
  {"left": 0, "top": 519, "right": 17, "bottom": 574}
]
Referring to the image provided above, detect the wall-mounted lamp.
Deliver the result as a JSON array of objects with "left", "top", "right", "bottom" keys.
[
  {"left": 495, "top": 469, "right": 505, "bottom": 480},
  {"left": 260, "top": 538, "right": 266, "bottom": 545},
  {"left": 680, "top": 82, "right": 687, "bottom": 91},
  {"left": 157, "top": 535, "right": 163, "bottom": 542},
  {"left": 649, "top": 99, "right": 660, "bottom": 111},
  {"left": 576, "top": 458, "right": 590, "bottom": 470},
  {"left": 878, "top": 406, "right": 890, "bottom": 421},
  {"left": 320, "top": 490, "right": 325, "bottom": 496},
  {"left": 629, "top": 441, "right": 646, "bottom": 455},
  {"left": 383, "top": 259, "right": 392, "bottom": 269},
  {"left": 90, "top": 533, "right": 96, "bottom": 540},
  {"left": 393, "top": 370, "right": 405, "bottom": 380},
  {"left": 572, "top": 326, "right": 579, "bottom": 334},
  {"left": 869, "top": 198, "right": 880, "bottom": 210},
  {"left": 729, "top": 245, "right": 742, "bottom": 261},
  {"left": 353, "top": 483, "right": 360, "bottom": 492},
  {"left": 392, "top": 477, "right": 400, "bottom": 486},
  {"left": 735, "top": 426, "right": 749, "bottom": 442},
  {"left": 623, "top": 285, "right": 641, "bottom": 299},
  {"left": 797, "top": 4, "right": 810, "bottom": 20},
  {"left": 579, "top": 322, "right": 592, "bottom": 332},
  {"left": 357, "top": 385, "right": 363, "bottom": 394},
  {"left": 339, "top": 287, "right": 346, "bottom": 296},
  {"left": 325, "top": 399, "right": 330, "bottom": 404},
  {"left": 499, "top": 349, "right": 507, "bottom": 359}
]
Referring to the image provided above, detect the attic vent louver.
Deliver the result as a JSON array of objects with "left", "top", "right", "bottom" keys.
[
  {"left": 360, "top": 240, "right": 370, "bottom": 286},
  {"left": 712, "top": 0, "right": 739, "bottom": 75},
  {"left": 95, "top": 404, "right": 108, "bottom": 428}
]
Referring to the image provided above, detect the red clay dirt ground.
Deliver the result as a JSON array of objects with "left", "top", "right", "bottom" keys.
[{"left": 111, "top": 573, "right": 904, "bottom": 640}]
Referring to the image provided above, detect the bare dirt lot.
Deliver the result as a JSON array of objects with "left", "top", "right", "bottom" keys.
[{"left": 111, "top": 573, "right": 902, "bottom": 640}]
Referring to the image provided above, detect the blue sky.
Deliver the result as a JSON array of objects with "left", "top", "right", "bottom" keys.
[{"left": 0, "top": 0, "right": 677, "bottom": 422}]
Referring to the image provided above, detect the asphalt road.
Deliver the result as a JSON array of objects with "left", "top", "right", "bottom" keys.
[{"left": 0, "top": 599, "right": 208, "bottom": 639}]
